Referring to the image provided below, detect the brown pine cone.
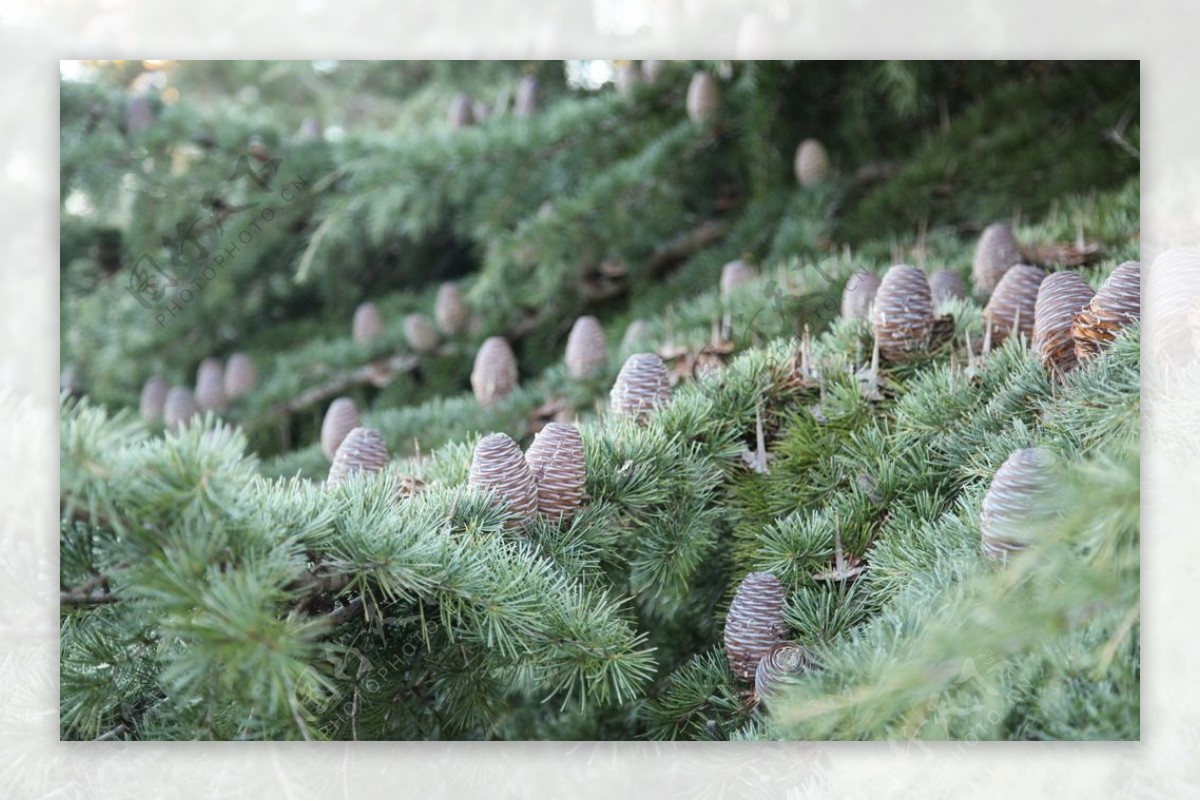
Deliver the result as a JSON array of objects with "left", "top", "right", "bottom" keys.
[
  {"left": 686, "top": 71, "right": 719, "bottom": 124},
  {"left": 194, "top": 357, "right": 226, "bottom": 412},
  {"left": 754, "top": 642, "right": 814, "bottom": 701},
  {"left": 980, "top": 447, "right": 1054, "bottom": 563},
  {"left": 719, "top": 260, "right": 757, "bottom": 301},
  {"left": 403, "top": 312, "right": 440, "bottom": 354},
  {"left": 321, "top": 397, "right": 361, "bottom": 461},
  {"left": 972, "top": 223, "right": 1021, "bottom": 297},
  {"left": 794, "top": 139, "right": 830, "bottom": 187},
  {"left": 139, "top": 375, "right": 169, "bottom": 423},
  {"left": 223, "top": 352, "right": 257, "bottom": 400},
  {"left": 929, "top": 270, "right": 967, "bottom": 307},
  {"left": 1033, "top": 272, "right": 1095, "bottom": 376},
  {"left": 1073, "top": 260, "right": 1141, "bottom": 361},
  {"left": 984, "top": 265, "right": 1046, "bottom": 349},
  {"left": 471, "top": 336, "right": 519, "bottom": 406},
  {"left": 468, "top": 432, "right": 538, "bottom": 528},
  {"left": 434, "top": 282, "right": 468, "bottom": 335},
  {"left": 327, "top": 427, "right": 390, "bottom": 488},
  {"left": 524, "top": 422, "right": 586, "bottom": 525},
  {"left": 163, "top": 386, "right": 198, "bottom": 432},
  {"left": 565, "top": 316, "right": 607, "bottom": 380},
  {"left": 352, "top": 302, "right": 385, "bottom": 345},
  {"left": 871, "top": 265, "right": 933, "bottom": 363},
  {"left": 610, "top": 353, "right": 672, "bottom": 424},
  {"left": 724, "top": 571, "right": 789, "bottom": 680},
  {"left": 841, "top": 270, "right": 881, "bottom": 322}
]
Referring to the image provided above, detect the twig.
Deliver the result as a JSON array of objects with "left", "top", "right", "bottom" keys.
[
  {"left": 325, "top": 597, "right": 365, "bottom": 627},
  {"left": 260, "top": 353, "right": 420, "bottom": 421},
  {"left": 61, "top": 574, "right": 117, "bottom": 607},
  {"left": 94, "top": 723, "right": 128, "bottom": 741}
]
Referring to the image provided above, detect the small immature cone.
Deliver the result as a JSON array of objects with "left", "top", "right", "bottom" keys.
[
  {"left": 320, "top": 397, "right": 360, "bottom": 460},
  {"left": 435, "top": 283, "right": 468, "bottom": 335},
  {"left": 610, "top": 353, "right": 672, "bottom": 424},
  {"left": 524, "top": 422, "right": 586, "bottom": 524},
  {"left": 565, "top": 315, "right": 608, "bottom": 379},
  {"left": 163, "top": 386, "right": 197, "bottom": 432},
  {"left": 929, "top": 270, "right": 967, "bottom": 307},
  {"left": 448, "top": 93, "right": 474, "bottom": 129},
  {"left": 686, "top": 71, "right": 719, "bottom": 124},
  {"left": 223, "top": 352, "right": 257, "bottom": 400},
  {"left": 139, "top": 375, "right": 169, "bottom": 422},
  {"left": 871, "top": 265, "right": 933, "bottom": 363},
  {"left": 754, "top": 642, "right": 814, "bottom": 701},
  {"left": 472, "top": 100, "right": 492, "bottom": 123},
  {"left": 403, "top": 312, "right": 440, "bottom": 354},
  {"left": 471, "top": 336, "right": 518, "bottom": 406},
  {"left": 724, "top": 571, "right": 789, "bottom": 680},
  {"left": 614, "top": 62, "right": 639, "bottom": 97},
  {"left": 622, "top": 319, "right": 651, "bottom": 350},
  {"left": 641, "top": 59, "right": 663, "bottom": 84},
  {"left": 972, "top": 223, "right": 1022, "bottom": 297},
  {"left": 980, "top": 447, "right": 1055, "bottom": 563},
  {"left": 1073, "top": 260, "right": 1141, "bottom": 361},
  {"left": 1032, "top": 272, "right": 1095, "bottom": 376},
  {"left": 514, "top": 75, "right": 539, "bottom": 117},
  {"left": 794, "top": 139, "right": 830, "bottom": 187},
  {"left": 194, "top": 357, "right": 226, "bottom": 412},
  {"left": 841, "top": 270, "right": 882, "bottom": 321},
  {"left": 983, "top": 265, "right": 1046, "bottom": 349},
  {"left": 124, "top": 94, "right": 156, "bottom": 134},
  {"left": 326, "top": 426, "right": 390, "bottom": 488},
  {"left": 352, "top": 302, "right": 385, "bottom": 345},
  {"left": 468, "top": 432, "right": 538, "bottom": 527},
  {"left": 719, "top": 260, "right": 757, "bottom": 301}
]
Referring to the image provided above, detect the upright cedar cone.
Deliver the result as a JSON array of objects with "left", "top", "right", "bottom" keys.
[
  {"left": 972, "top": 223, "right": 1021, "bottom": 297},
  {"left": 468, "top": 432, "right": 538, "bottom": 527},
  {"left": 139, "top": 375, "right": 169, "bottom": 422},
  {"left": 724, "top": 571, "right": 789, "bottom": 680},
  {"left": 841, "top": 270, "right": 882, "bottom": 321},
  {"left": 754, "top": 642, "right": 814, "bottom": 700},
  {"left": 610, "top": 353, "right": 672, "bottom": 424},
  {"left": 793, "top": 139, "right": 830, "bottom": 187},
  {"left": 448, "top": 93, "right": 474, "bottom": 129},
  {"left": 320, "top": 397, "right": 361, "bottom": 460},
  {"left": 194, "top": 357, "right": 226, "bottom": 412},
  {"left": 984, "top": 265, "right": 1046, "bottom": 348},
  {"left": 163, "top": 386, "right": 197, "bottom": 431},
  {"left": 565, "top": 316, "right": 607, "bottom": 379},
  {"left": 434, "top": 282, "right": 468, "bottom": 334},
  {"left": 352, "top": 302, "right": 385, "bottom": 344},
  {"left": 223, "top": 352, "right": 257, "bottom": 399},
  {"left": 929, "top": 270, "right": 967, "bottom": 307},
  {"left": 615, "top": 62, "right": 639, "bottom": 97},
  {"left": 719, "top": 259, "right": 757, "bottom": 301},
  {"left": 622, "top": 319, "right": 651, "bottom": 350},
  {"left": 871, "top": 265, "right": 933, "bottom": 363},
  {"left": 471, "top": 336, "right": 519, "bottom": 406},
  {"left": 514, "top": 75, "right": 539, "bottom": 117},
  {"left": 403, "top": 312, "right": 440, "bottom": 353},
  {"left": 686, "top": 71, "right": 719, "bottom": 124},
  {"left": 641, "top": 59, "right": 663, "bottom": 84},
  {"left": 1032, "top": 271, "right": 1095, "bottom": 375},
  {"left": 980, "top": 447, "right": 1055, "bottom": 563},
  {"left": 1073, "top": 260, "right": 1141, "bottom": 361},
  {"left": 124, "top": 94, "right": 156, "bottom": 134},
  {"left": 524, "top": 422, "right": 586, "bottom": 524},
  {"left": 1145, "top": 249, "right": 1200, "bottom": 368},
  {"left": 472, "top": 100, "right": 492, "bottom": 123},
  {"left": 327, "top": 427, "right": 390, "bottom": 488}
]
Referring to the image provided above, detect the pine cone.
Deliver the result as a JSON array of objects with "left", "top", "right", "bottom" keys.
[
  {"left": 1073, "top": 260, "right": 1141, "bottom": 361},
  {"left": 615, "top": 62, "right": 639, "bottom": 97},
  {"left": 468, "top": 432, "right": 538, "bottom": 527},
  {"left": 124, "top": 94, "right": 156, "bottom": 134},
  {"left": 984, "top": 265, "right": 1046, "bottom": 349},
  {"left": 871, "top": 265, "right": 933, "bottom": 363},
  {"left": 794, "top": 139, "right": 830, "bottom": 187},
  {"left": 524, "top": 422, "right": 586, "bottom": 524},
  {"left": 841, "top": 270, "right": 881, "bottom": 322},
  {"left": 1146, "top": 249, "right": 1200, "bottom": 369},
  {"left": 686, "top": 71, "right": 719, "bottom": 124},
  {"left": 980, "top": 447, "right": 1054, "bottom": 563},
  {"left": 724, "top": 571, "right": 789, "bottom": 680},
  {"left": 754, "top": 642, "right": 814, "bottom": 701},
  {"left": 972, "top": 223, "right": 1021, "bottom": 297},
  {"left": 434, "top": 282, "right": 468, "bottom": 335},
  {"left": 448, "top": 93, "right": 474, "bottom": 129},
  {"left": 610, "top": 353, "right": 672, "bottom": 424},
  {"left": 327, "top": 427, "right": 390, "bottom": 488},
  {"left": 719, "top": 260, "right": 757, "bottom": 301},
  {"left": 321, "top": 397, "right": 361, "bottom": 460},
  {"left": 163, "top": 386, "right": 197, "bottom": 431},
  {"left": 1032, "top": 272, "right": 1095, "bottom": 376},
  {"left": 565, "top": 316, "right": 607, "bottom": 380},
  {"left": 929, "top": 270, "right": 967, "bottom": 307},
  {"left": 641, "top": 59, "right": 663, "bottom": 84},
  {"left": 352, "top": 302, "right": 385, "bottom": 345},
  {"left": 403, "top": 312, "right": 440, "bottom": 354},
  {"left": 514, "top": 75, "right": 539, "bottom": 117},
  {"left": 472, "top": 100, "right": 492, "bottom": 123},
  {"left": 223, "top": 352, "right": 257, "bottom": 399},
  {"left": 622, "top": 319, "right": 652, "bottom": 350},
  {"left": 471, "top": 336, "right": 519, "bottom": 406},
  {"left": 139, "top": 375, "right": 169, "bottom": 422},
  {"left": 194, "top": 357, "right": 226, "bottom": 412}
]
